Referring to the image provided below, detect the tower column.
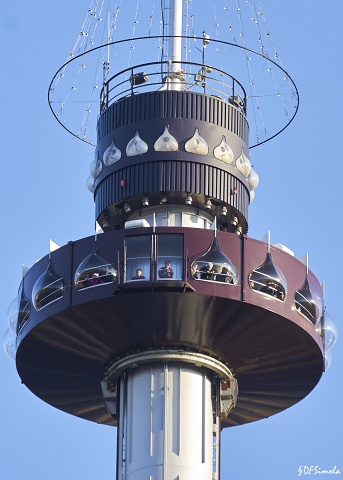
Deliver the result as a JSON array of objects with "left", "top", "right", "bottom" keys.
[
  {"left": 117, "top": 363, "right": 214, "bottom": 480},
  {"left": 104, "top": 351, "right": 237, "bottom": 480}
]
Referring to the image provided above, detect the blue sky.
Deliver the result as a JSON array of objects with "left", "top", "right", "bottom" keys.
[{"left": 1, "top": 1, "right": 342, "bottom": 479}]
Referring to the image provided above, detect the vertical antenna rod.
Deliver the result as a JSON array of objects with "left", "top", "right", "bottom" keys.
[{"left": 169, "top": 0, "right": 183, "bottom": 72}]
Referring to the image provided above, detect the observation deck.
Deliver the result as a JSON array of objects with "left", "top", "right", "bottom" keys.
[{"left": 14, "top": 227, "right": 324, "bottom": 428}]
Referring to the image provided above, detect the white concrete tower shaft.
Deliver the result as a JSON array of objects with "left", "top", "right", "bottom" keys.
[
  {"left": 117, "top": 364, "right": 214, "bottom": 480},
  {"left": 103, "top": 351, "right": 238, "bottom": 480}
]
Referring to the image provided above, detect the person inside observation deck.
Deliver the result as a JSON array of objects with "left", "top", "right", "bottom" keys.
[
  {"left": 82, "top": 272, "right": 103, "bottom": 287},
  {"left": 199, "top": 262, "right": 215, "bottom": 280},
  {"left": 191, "top": 262, "right": 199, "bottom": 279},
  {"left": 261, "top": 280, "right": 285, "bottom": 300},
  {"left": 216, "top": 266, "right": 233, "bottom": 284},
  {"left": 132, "top": 268, "right": 145, "bottom": 280},
  {"left": 158, "top": 260, "right": 174, "bottom": 279}
]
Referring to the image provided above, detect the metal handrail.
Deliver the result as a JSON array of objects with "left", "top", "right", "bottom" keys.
[{"left": 99, "top": 60, "right": 247, "bottom": 115}]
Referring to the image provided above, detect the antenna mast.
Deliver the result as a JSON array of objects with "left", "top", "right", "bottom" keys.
[{"left": 169, "top": 0, "right": 183, "bottom": 72}]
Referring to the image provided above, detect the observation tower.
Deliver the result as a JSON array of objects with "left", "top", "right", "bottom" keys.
[{"left": 4, "top": 1, "right": 338, "bottom": 479}]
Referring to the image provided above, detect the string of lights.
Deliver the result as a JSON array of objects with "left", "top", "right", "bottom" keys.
[{"left": 48, "top": 0, "right": 299, "bottom": 147}]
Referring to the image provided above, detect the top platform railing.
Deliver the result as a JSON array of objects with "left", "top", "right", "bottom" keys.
[{"left": 99, "top": 60, "right": 247, "bottom": 116}]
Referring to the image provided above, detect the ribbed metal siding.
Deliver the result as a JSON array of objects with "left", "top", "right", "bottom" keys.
[
  {"left": 95, "top": 160, "right": 249, "bottom": 219},
  {"left": 97, "top": 91, "right": 249, "bottom": 144}
]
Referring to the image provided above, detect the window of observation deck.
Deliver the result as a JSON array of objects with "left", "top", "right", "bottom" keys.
[
  {"left": 17, "top": 283, "right": 30, "bottom": 333},
  {"left": 7, "top": 288, "right": 29, "bottom": 337},
  {"left": 190, "top": 237, "right": 238, "bottom": 285},
  {"left": 125, "top": 236, "right": 151, "bottom": 281},
  {"left": 32, "top": 262, "right": 65, "bottom": 310},
  {"left": 294, "top": 275, "right": 323, "bottom": 325},
  {"left": 75, "top": 250, "right": 117, "bottom": 290},
  {"left": 125, "top": 234, "right": 184, "bottom": 282},
  {"left": 248, "top": 251, "right": 286, "bottom": 301},
  {"left": 157, "top": 235, "right": 183, "bottom": 280}
]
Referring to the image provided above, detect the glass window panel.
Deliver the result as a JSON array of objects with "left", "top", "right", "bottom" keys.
[
  {"left": 157, "top": 235, "right": 183, "bottom": 280},
  {"left": 75, "top": 250, "right": 117, "bottom": 290},
  {"left": 17, "top": 284, "right": 30, "bottom": 333},
  {"left": 126, "top": 236, "right": 151, "bottom": 281},
  {"left": 32, "top": 263, "right": 65, "bottom": 311},
  {"left": 190, "top": 237, "right": 238, "bottom": 285},
  {"left": 248, "top": 252, "right": 286, "bottom": 301},
  {"left": 294, "top": 275, "right": 323, "bottom": 325}
]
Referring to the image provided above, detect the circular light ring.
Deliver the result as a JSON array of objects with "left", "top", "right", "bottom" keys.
[{"left": 48, "top": 36, "right": 299, "bottom": 148}]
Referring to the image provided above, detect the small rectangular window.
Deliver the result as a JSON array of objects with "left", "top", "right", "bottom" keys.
[
  {"left": 125, "top": 236, "right": 151, "bottom": 281},
  {"left": 157, "top": 235, "right": 183, "bottom": 280}
]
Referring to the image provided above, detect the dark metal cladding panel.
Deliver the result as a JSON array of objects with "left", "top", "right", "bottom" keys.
[
  {"left": 117, "top": 100, "right": 123, "bottom": 127},
  {"left": 213, "top": 167, "right": 218, "bottom": 198},
  {"left": 191, "top": 163, "right": 196, "bottom": 193},
  {"left": 143, "top": 164, "right": 150, "bottom": 192},
  {"left": 222, "top": 171, "right": 228, "bottom": 204},
  {"left": 126, "top": 96, "right": 131, "bottom": 124},
  {"left": 186, "top": 162, "right": 192, "bottom": 193},
  {"left": 179, "top": 162, "right": 184, "bottom": 192},
  {"left": 151, "top": 162, "right": 157, "bottom": 191},
  {"left": 110, "top": 106, "right": 115, "bottom": 132},
  {"left": 216, "top": 169, "right": 221, "bottom": 199},
  {"left": 188, "top": 94, "right": 194, "bottom": 120},
  {"left": 170, "top": 162, "right": 176, "bottom": 191},
  {"left": 95, "top": 161, "right": 249, "bottom": 218},
  {"left": 157, "top": 162, "right": 164, "bottom": 190},
  {"left": 234, "top": 108, "right": 238, "bottom": 135},
  {"left": 210, "top": 96, "right": 215, "bottom": 125},
  {"left": 200, "top": 164, "right": 205, "bottom": 195},
  {"left": 218, "top": 169, "right": 223, "bottom": 200},
  {"left": 185, "top": 93, "right": 190, "bottom": 119},
  {"left": 203, "top": 164, "right": 208, "bottom": 196},
  {"left": 176, "top": 162, "right": 180, "bottom": 191},
  {"left": 208, "top": 165, "right": 213, "bottom": 197},
  {"left": 165, "top": 162, "right": 171, "bottom": 190},
  {"left": 184, "top": 163, "right": 190, "bottom": 192},
  {"left": 201, "top": 93, "right": 206, "bottom": 121},
  {"left": 218, "top": 100, "right": 222, "bottom": 127},
  {"left": 223, "top": 102, "right": 229, "bottom": 130},
  {"left": 97, "top": 91, "right": 249, "bottom": 144},
  {"left": 145, "top": 163, "right": 151, "bottom": 190},
  {"left": 160, "top": 93, "right": 166, "bottom": 118},
  {"left": 177, "top": 93, "right": 184, "bottom": 118},
  {"left": 230, "top": 107, "right": 235, "bottom": 135},
  {"left": 167, "top": 92, "right": 173, "bottom": 117}
]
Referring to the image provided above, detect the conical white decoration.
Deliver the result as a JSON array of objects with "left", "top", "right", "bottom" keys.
[
  {"left": 103, "top": 140, "right": 121, "bottom": 166},
  {"left": 7, "top": 298, "right": 18, "bottom": 334},
  {"left": 154, "top": 126, "right": 178, "bottom": 151},
  {"left": 322, "top": 310, "right": 338, "bottom": 351},
  {"left": 248, "top": 168, "right": 259, "bottom": 190},
  {"left": 236, "top": 149, "right": 251, "bottom": 177},
  {"left": 86, "top": 175, "right": 95, "bottom": 193},
  {"left": 3, "top": 328, "right": 16, "bottom": 360},
  {"left": 185, "top": 128, "right": 208, "bottom": 155},
  {"left": 213, "top": 136, "right": 233, "bottom": 164},
  {"left": 89, "top": 153, "right": 103, "bottom": 179},
  {"left": 126, "top": 131, "right": 148, "bottom": 157},
  {"left": 250, "top": 190, "right": 255, "bottom": 202}
]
